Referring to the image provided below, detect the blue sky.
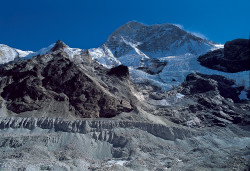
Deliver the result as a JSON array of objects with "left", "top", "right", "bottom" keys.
[{"left": 0, "top": 0, "right": 249, "bottom": 51}]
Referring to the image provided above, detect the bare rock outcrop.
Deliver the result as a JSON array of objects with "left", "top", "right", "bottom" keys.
[
  {"left": 198, "top": 38, "right": 250, "bottom": 73},
  {"left": 0, "top": 43, "right": 134, "bottom": 118}
]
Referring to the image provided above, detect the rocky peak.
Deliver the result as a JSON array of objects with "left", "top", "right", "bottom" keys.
[
  {"left": 51, "top": 40, "right": 68, "bottom": 52},
  {"left": 0, "top": 50, "right": 134, "bottom": 118}
]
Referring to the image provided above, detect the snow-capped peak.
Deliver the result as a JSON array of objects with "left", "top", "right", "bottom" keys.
[
  {"left": 89, "top": 21, "right": 220, "bottom": 69},
  {"left": 104, "top": 21, "right": 217, "bottom": 57}
]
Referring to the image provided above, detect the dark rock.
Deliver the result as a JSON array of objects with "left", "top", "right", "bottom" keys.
[
  {"left": 182, "top": 73, "right": 218, "bottom": 94},
  {"left": 247, "top": 90, "right": 250, "bottom": 99},
  {"left": 198, "top": 38, "right": 250, "bottom": 73},
  {"left": 51, "top": 40, "right": 68, "bottom": 52},
  {"left": 212, "top": 116, "right": 232, "bottom": 127},
  {"left": 182, "top": 73, "right": 243, "bottom": 102},
  {"left": 0, "top": 51, "right": 133, "bottom": 118},
  {"left": 224, "top": 39, "right": 250, "bottom": 61},
  {"left": 188, "top": 104, "right": 204, "bottom": 113},
  {"left": 108, "top": 65, "right": 129, "bottom": 78}
]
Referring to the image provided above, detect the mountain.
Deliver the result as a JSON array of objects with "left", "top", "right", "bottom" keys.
[
  {"left": 89, "top": 21, "right": 221, "bottom": 68},
  {"left": 90, "top": 21, "right": 248, "bottom": 92},
  {"left": 0, "top": 40, "right": 134, "bottom": 118},
  {"left": 0, "top": 22, "right": 249, "bottom": 170}
]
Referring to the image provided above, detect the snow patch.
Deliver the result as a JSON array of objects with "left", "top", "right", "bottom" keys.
[
  {"left": 148, "top": 99, "right": 170, "bottom": 106},
  {"left": 64, "top": 47, "right": 82, "bottom": 59},
  {"left": 16, "top": 49, "right": 34, "bottom": 58},
  {"left": 22, "top": 43, "right": 55, "bottom": 60},
  {"left": 0, "top": 44, "right": 19, "bottom": 64},
  {"left": 107, "top": 160, "right": 127, "bottom": 166},
  {"left": 176, "top": 93, "right": 185, "bottom": 99},
  {"left": 89, "top": 47, "right": 121, "bottom": 68}
]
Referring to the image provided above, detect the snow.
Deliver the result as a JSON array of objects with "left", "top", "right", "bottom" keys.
[
  {"left": 22, "top": 43, "right": 55, "bottom": 60},
  {"left": 116, "top": 37, "right": 150, "bottom": 67},
  {"left": 129, "top": 68, "right": 173, "bottom": 91},
  {"left": 89, "top": 47, "right": 121, "bottom": 68},
  {"left": 148, "top": 99, "right": 170, "bottom": 106},
  {"left": 87, "top": 24, "right": 237, "bottom": 92},
  {"left": 107, "top": 160, "right": 127, "bottom": 166},
  {"left": 0, "top": 44, "right": 19, "bottom": 64},
  {"left": 92, "top": 40, "right": 248, "bottom": 92},
  {"left": 64, "top": 47, "right": 82, "bottom": 59},
  {"left": 159, "top": 53, "right": 250, "bottom": 89},
  {"left": 176, "top": 93, "right": 185, "bottom": 99},
  {"left": 16, "top": 49, "right": 34, "bottom": 58},
  {"left": 0, "top": 43, "right": 56, "bottom": 65},
  {"left": 213, "top": 44, "right": 224, "bottom": 49}
]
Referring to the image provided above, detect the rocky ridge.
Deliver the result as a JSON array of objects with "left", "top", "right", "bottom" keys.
[
  {"left": 198, "top": 38, "right": 250, "bottom": 73},
  {"left": 0, "top": 41, "right": 134, "bottom": 118}
]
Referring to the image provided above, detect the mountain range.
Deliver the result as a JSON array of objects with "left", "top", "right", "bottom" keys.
[{"left": 0, "top": 21, "right": 249, "bottom": 170}]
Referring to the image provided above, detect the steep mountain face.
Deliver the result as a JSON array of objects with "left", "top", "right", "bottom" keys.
[
  {"left": 89, "top": 21, "right": 219, "bottom": 69},
  {"left": 106, "top": 21, "right": 215, "bottom": 57},
  {"left": 0, "top": 41, "right": 133, "bottom": 118},
  {"left": 198, "top": 39, "right": 250, "bottom": 73}
]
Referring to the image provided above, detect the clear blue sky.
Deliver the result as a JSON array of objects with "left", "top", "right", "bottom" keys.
[{"left": 0, "top": 0, "right": 249, "bottom": 51}]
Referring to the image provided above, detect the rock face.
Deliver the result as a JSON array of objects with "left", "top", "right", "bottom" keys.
[
  {"left": 0, "top": 42, "right": 133, "bottom": 118},
  {"left": 107, "top": 65, "right": 129, "bottom": 78},
  {"left": 198, "top": 39, "right": 250, "bottom": 73},
  {"left": 182, "top": 73, "right": 244, "bottom": 102}
]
